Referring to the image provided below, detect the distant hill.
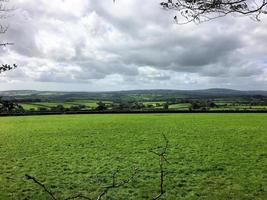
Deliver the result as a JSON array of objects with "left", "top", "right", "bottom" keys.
[{"left": 1, "top": 88, "right": 267, "bottom": 101}]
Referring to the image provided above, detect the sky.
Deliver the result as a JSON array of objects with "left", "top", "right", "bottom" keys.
[{"left": 0, "top": 0, "right": 267, "bottom": 91}]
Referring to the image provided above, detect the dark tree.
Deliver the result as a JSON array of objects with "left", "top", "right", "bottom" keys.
[
  {"left": 207, "top": 101, "right": 217, "bottom": 108},
  {"left": 163, "top": 103, "right": 169, "bottom": 110},
  {"left": 160, "top": 0, "right": 267, "bottom": 23},
  {"left": 0, "top": 97, "right": 24, "bottom": 113},
  {"left": 146, "top": 104, "right": 154, "bottom": 109},
  {"left": 130, "top": 102, "right": 145, "bottom": 110},
  {"left": 96, "top": 101, "right": 107, "bottom": 111},
  {"left": 50, "top": 105, "right": 65, "bottom": 112},
  {"left": 38, "top": 107, "right": 49, "bottom": 112},
  {"left": 190, "top": 101, "right": 202, "bottom": 110}
]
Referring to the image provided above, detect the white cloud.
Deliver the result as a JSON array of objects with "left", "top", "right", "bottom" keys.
[{"left": 1, "top": 0, "right": 267, "bottom": 91}]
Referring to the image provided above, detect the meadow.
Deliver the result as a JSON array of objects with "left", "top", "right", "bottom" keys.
[{"left": 0, "top": 114, "right": 266, "bottom": 199}]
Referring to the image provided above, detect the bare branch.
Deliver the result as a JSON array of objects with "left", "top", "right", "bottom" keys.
[
  {"left": 160, "top": 0, "right": 267, "bottom": 23},
  {"left": 25, "top": 174, "right": 58, "bottom": 200},
  {"left": 0, "top": 42, "right": 13, "bottom": 46},
  {"left": 96, "top": 168, "right": 138, "bottom": 200},
  {"left": 150, "top": 134, "right": 170, "bottom": 200},
  {"left": 0, "top": 0, "right": 15, "bottom": 46},
  {"left": 25, "top": 168, "right": 137, "bottom": 200}
]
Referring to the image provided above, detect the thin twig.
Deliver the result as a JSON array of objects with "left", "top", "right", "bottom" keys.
[
  {"left": 150, "top": 134, "right": 170, "bottom": 200},
  {"left": 96, "top": 168, "right": 137, "bottom": 200},
  {"left": 25, "top": 168, "right": 137, "bottom": 200},
  {"left": 0, "top": 42, "right": 14, "bottom": 46},
  {"left": 25, "top": 174, "right": 58, "bottom": 200}
]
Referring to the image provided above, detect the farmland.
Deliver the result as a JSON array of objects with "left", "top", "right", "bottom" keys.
[
  {"left": 1, "top": 89, "right": 267, "bottom": 114},
  {"left": 0, "top": 114, "right": 266, "bottom": 199},
  {"left": 15, "top": 100, "right": 267, "bottom": 112}
]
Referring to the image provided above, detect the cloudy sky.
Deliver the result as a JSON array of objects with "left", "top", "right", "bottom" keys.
[{"left": 0, "top": 0, "right": 267, "bottom": 91}]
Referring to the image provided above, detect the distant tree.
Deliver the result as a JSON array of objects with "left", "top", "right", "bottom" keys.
[
  {"left": 156, "top": 103, "right": 161, "bottom": 107},
  {"left": 117, "top": 102, "right": 131, "bottom": 110},
  {"left": 190, "top": 100, "right": 217, "bottom": 110},
  {"left": 96, "top": 101, "right": 107, "bottom": 111},
  {"left": 190, "top": 101, "right": 202, "bottom": 110},
  {"left": 130, "top": 102, "right": 145, "bottom": 110},
  {"left": 163, "top": 103, "right": 169, "bottom": 110},
  {"left": 38, "top": 107, "right": 48, "bottom": 112},
  {"left": 0, "top": 97, "right": 24, "bottom": 113},
  {"left": 78, "top": 104, "right": 86, "bottom": 109},
  {"left": 207, "top": 101, "right": 217, "bottom": 108},
  {"left": 146, "top": 104, "right": 154, "bottom": 109},
  {"left": 50, "top": 105, "right": 65, "bottom": 112},
  {"left": 69, "top": 105, "right": 81, "bottom": 111},
  {"left": 160, "top": 0, "right": 267, "bottom": 24}
]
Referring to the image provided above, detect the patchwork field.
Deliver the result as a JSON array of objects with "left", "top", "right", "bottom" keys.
[{"left": 0, "top": 114, "right": 266, "bottom": 199}]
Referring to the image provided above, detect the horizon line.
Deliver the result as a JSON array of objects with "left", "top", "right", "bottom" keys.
[{"left": 1, "top": 88, "right": 267, "bottom": 93}]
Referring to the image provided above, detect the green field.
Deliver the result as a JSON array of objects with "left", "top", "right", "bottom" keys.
[
  {"left": 169, "top": 103, "right": 191, "bottom": 109},
  {"left": 19, "top": 100, "right": 113, "bottom": 111},
  {"left": 0, "top": 114, "right": 266, "bottom": 199}
]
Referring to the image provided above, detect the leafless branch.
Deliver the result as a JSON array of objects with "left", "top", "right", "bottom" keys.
[
  {"left": 150, "top": 134, "right": 170, "bottom": 200},
  {"left": 24, "top": 135, "right": 172, "bottom": 200},
  {"left": 160, "top": 0, "right": 267, "bottom": 23},
  {"left": 96, "top": 168, "right": 138, "bottom": 200},
  {"left": 0, "top": 0, "right": 15, "bottom": 45},
  {"left": 25, "top": 168, "right": 137, "bottom": 200},
  {"left": 0, "top": 42, "right": 13, "bottom": 46},
  {"left": 25, "top": 174, "right": 58, "bottom": 200}
]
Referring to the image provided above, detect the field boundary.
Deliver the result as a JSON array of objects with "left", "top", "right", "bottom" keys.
[{"left": 1, "top": 109, "right": 267, "bottom": 117}]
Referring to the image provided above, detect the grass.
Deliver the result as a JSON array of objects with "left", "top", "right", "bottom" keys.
[
  {"left": 19, "top": 101, "right": 97, "bottom": 110},
  {"left": 169, "top": 103, "right": 191, "bottom": 109},
  {"left": 19, "top": 102, "right": 72, "bottom": 110},
  {"left": 0, "top": 114, "right": 266, "bottom": 199},
  {"left": 19, "top": 100, "right": 113, "bottom": 110},
  {"left": 18, "top": 103, "right": 46, "bottom": 110}
]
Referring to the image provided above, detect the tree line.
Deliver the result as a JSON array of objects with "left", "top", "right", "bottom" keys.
[{"left": 2, "top": 98, "right": 267, "bottom": 115}]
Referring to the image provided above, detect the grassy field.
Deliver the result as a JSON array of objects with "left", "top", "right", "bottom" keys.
[
  {"left": 19, "top": 100, "right": 113, "bottom": 110},
  {"left": 19, "top": 102, "right": 74, "bottom": 110},
  {"left": 0, "top": 114, "right": 266, "bottom": 199},
  {"left": 169, "top": 103, "right": 191, "bottom": 109}
]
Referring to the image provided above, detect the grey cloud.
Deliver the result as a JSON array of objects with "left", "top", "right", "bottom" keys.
[{"left": 1, "top": 0, "right": 267, "bottom": 90}]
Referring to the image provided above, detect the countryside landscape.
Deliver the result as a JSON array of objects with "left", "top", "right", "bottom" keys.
[
  {"left": 1, "top": 0, "right": 267, "bottom": 200},
  {"left": 1, "top": 89, "right": 267, "bottom": 114},
  {"left": 1, "top": 90, "right": 267, "bottom": 199}
]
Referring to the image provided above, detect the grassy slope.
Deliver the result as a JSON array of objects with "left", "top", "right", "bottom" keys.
[{"left": 0, "top": 114, "right": 266, "bottom": 199}]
